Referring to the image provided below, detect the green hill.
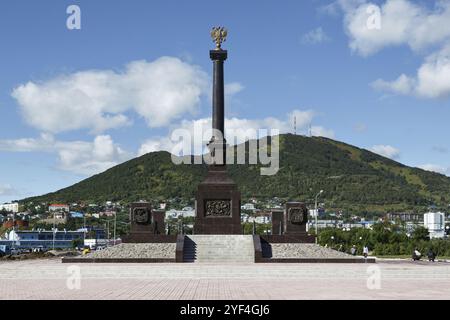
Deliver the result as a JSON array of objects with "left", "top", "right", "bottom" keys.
[{"left": 21, "top": 134, "right": 450, "bottom": 213}]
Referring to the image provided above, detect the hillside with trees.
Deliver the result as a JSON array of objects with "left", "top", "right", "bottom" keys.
[{"left": 21, "top": 134, "right": 450, "bottom": 213}]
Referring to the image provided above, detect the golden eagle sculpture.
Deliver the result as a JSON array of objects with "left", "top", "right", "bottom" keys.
[{"left": 211, "top": 26, "right": 227, "bottom": 50}]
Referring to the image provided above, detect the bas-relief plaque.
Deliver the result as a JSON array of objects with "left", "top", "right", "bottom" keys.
[
  {"left": 288, "top": 207, "right": 306, "bottom": 225},
  {"left": 133, "top": 207, "right": 151, "bottom": 225},
  {"left": 205, "top": 200, "right": 231, "bottom": 217}
]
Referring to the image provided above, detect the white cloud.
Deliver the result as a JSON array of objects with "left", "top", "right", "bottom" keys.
[
  {"left": 0, "top": 135, "right": 130, "bottom": 176},
  {"left": 311, "top": 126, "right": 335, "bottom": 138},
  {"left": 418, "top": 164, "right": 449, "bottom": 175},
  {"left": 334, "top": 0, "right": 450, "bottom": 99},
  {"left": 0, "top": 184, "right": 17, "bottom": 196},
  {"left": 56, "top": 135, "right": 130, "bottom": 175},
  {"left": 338, "top": 0, "right": 450, "bottom": 56},
  {"left": 370, "top": 144, "right": 400, "bottom": 159},
  {"left": 138, "top": 109, "right": 334, "bottom": 156},
  {"left": 371, "top": 74, "right": 415, "bottom": 96},
  {"left": 225, "top": 82, "right": 244, "bottom": 97},
  {"left": 11, "top": 57, "right": 208, "bottom": 134},
  {"left": 0, "top": 133, "right": 55, "bottom": 152},
  {"left": 301, "top": 27, "right": 330, "bottom": 44},
  {"left": 138, "top": 136, "right": 176, "bottom": 156},
  {"left": 372, "top": 45, "right": 450, "bottom": 98}
]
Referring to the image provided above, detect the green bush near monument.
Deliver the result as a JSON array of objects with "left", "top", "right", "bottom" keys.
[{"left": 318, "top": 222, "right": 450, "bottom": 257}]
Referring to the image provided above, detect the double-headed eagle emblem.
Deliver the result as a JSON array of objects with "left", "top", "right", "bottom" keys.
[{"left": 211, "top": 26, "right": 228, "bottom": 50}]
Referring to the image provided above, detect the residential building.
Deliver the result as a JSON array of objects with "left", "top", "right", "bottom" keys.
[
  {"left": 2, "top": 219, "right": 29, "bottom": 229},
  {"left": 49, "top": 204, "right": 70, "bottom": 212},
  {"left": 424, "top": 212, "right": 446, "bottom": 239},
  {"left": 386, "top": 212, "right": 423, "bottom": 223},
  {"left": 100, "top": 210, "right": 116, "bottom": 217},
  {"left": 70, "top": 211, "right": 84, "bottom": 218},
  {"left": 0, "top": 203, "right": 19, "bottom": 213},
  {"left": 166, "top": 209, "right": 195, "bottom": 219},
  {"left": 0, "top": 230, "right": 85, "bottom": 252},
  {"left": 241, "top": 203, "right": 256, "bottom": 211}
]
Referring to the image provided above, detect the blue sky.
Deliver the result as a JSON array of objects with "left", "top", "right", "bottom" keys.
[{"left": 1, "top": 0, "right": 450, "bottom": 203}]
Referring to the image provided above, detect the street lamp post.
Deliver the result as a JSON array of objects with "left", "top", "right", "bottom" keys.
[
  {"left": 315, "top": 190, "right": 324, "bottom": 244},
  {"left": 11, "top": 211, "right": 16, "bottom": 251},
  {"left": 83, "top": 214, "right": 86, "bottom": 244},
  {"left": 106, "top": 220, "right": 110, "bottom": 246},
  {"left": 52, "top": 211, "right": 56, "bottom": 250},
  {"left": 113, "top": 211, "right": 117, "bottom": 246}
]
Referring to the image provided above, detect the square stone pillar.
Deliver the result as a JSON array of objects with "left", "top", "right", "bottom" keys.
[
  {"left": 271, "top": 210, "right": 284, "bottom": 235},
  {"left": 284, "top": 202, "right": 308, "bottom": 235}
]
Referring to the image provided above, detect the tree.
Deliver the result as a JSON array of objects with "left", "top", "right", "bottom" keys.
[{"left": 411, "top": 226, "right": 429, "bottom": 241}]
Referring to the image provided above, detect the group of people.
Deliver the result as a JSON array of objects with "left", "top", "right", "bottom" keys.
[
  {"left": 349, "top": 245, "right": 369, "bottom": 258},
  {"left": 337, "top": 244, "right": 438, "bottom": 262},
  {"left": 412, "top": 248, "right": 437, "bottom": 262}
]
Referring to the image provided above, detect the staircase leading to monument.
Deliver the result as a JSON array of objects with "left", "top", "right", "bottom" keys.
[{"left": 183, "top": 235, "right": 255, "bottom": 263}]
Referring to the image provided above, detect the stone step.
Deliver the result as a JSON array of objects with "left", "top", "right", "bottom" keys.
[
  {"left": 185, "top": 258, "right": 253, "bottom": 262},
  {"left": 194, "top": 257, "right": 253, "bottom": 259},
  {"left": 196, "top": 251, "right": 254, "bottom": 254},
  {"left": 183, "top": 235, "right": 255, "bottom": 263}
]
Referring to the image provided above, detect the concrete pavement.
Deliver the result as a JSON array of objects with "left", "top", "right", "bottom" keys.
[{"left": 0, "top": 258, "right": 449, "bottom": 300}]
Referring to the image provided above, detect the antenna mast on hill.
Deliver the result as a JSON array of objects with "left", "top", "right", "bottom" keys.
[{"left": 294, "top": 116, "right": 297, "bottom": 135}]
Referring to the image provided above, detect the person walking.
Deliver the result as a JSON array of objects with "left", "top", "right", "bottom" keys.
[
  {"left": 427, "top": 248, "right": 436, "bottom": 262},
  {"left": 412, "top": 248, "right": 422, "bottom": 261},
  {"left": 350, "top": 245, "right": 357, "bottom": 256},
  {"left": 363, "top": 245, "right": 369, "bottom": 259}
]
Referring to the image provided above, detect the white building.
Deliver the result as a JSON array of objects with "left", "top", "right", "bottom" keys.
[
  {"left": 165, "top": 209, "right": 195, "bottom": 219},
  {"left": 255, "top": 216, "right": 267, "bottom": 224},
  {"left": 424, "top": 212, "right": 446, "bottom": 239},
  {"left": 309, "top": 209, "right": 319, "bottom": 218},
  {"left": 0, "top": 203, "right": 19, "bottom": 213},
  {"left": 241, "top": 203, "right": 256, "bottom": 211},
  {"left": 49, "top": 204, "right": 69, "bottom": 212}
]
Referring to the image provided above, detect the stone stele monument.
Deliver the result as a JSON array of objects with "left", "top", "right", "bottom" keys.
[{"left": 194, "top": 27, "right": 242, "bottom": 235}]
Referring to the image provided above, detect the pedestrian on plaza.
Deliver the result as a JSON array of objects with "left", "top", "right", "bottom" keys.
[
  {"left": 427, "top": 248, "right": 436, "bottom": 262},
  {"left": 412, "top": 248, "right": 422, "bottom": 261},
  {"left": 350, "top": 245, "right": 357, "bottom": 256},
  {"left": 363, "top": 246, "right": 369, "bottom": 259}
]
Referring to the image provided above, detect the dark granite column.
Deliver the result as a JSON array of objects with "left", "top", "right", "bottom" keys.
[{"left": 209, "top": 49, "right": 227, "bottom": 165}]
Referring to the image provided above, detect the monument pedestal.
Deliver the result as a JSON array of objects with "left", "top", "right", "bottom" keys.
[
  {"left": 122, "top": 202, "right": 166, "bottom": 243},
  {"left": 194, "top": 166, "right": 242, "bottom": 234},
  {"left": 269, "top": 202, "right": 315, "bottom": 242}
]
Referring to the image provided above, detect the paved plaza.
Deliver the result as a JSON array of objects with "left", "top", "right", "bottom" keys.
[{"left": 0, "top": 259, "right": 449, "bottom": 300}]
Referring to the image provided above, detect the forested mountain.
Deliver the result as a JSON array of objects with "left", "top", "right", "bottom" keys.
[{"left": 21, "top": 134, "right": 450, "bottom": 213}]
